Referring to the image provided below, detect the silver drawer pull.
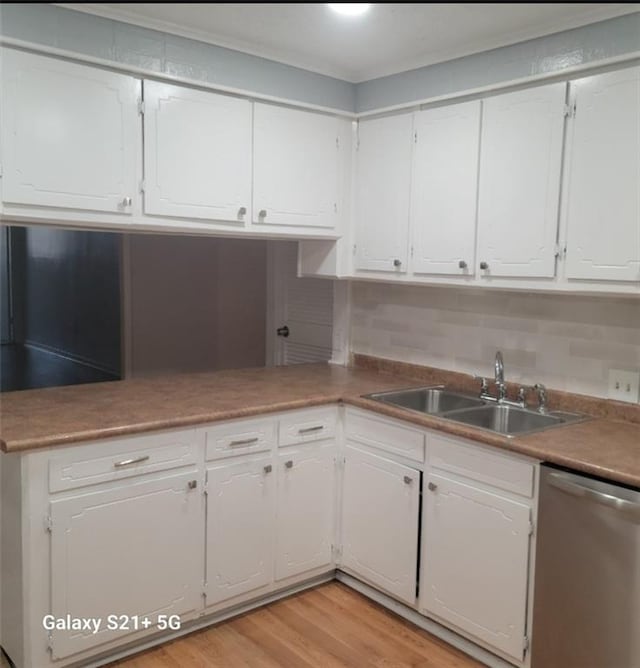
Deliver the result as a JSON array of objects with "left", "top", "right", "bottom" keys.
[
  {"left": 114, "top": 455, "right": 149, "bottom": 468},
  {"left": 298, "top": 425, "right": 324, "bottom": 434},
  {"left": 285, "top": 460, "right": 293, "bottom": 469},
  {"left": 229, "top": 437, "right": 259, "bottom": 447}
]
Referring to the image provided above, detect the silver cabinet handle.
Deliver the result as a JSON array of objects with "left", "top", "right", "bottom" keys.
[
  {"left": 548, "top": 473, "right": 640, "bottom": 521},
  {"left": 229, "top": 437, "right": 259, "bottom": 447},
  {"left": 285, "top": 460, "right": 293, "bottom": 469},
  {"left": 404, "top": 475, "right": 413, "bottom": 485},
  {"left": 393, "top": 259, "right": 402, "bottom": 267},
  {"left": 428, "top": 482, "right": 438, "bottom": 492},
  {"left": 238, "top": 206, "right": 247, "bottom": 216},
  {"left": 263, "top": 464, "right": 272, "bottom": 474},
  {"left": 298, "top": 425, "right": 324, "bottom": 434},
  {"left": 259, "top": 209, "right": 267, "bottom": 218},
  {"left": 458, "top": 260, "right": 467, "bottom": 269},
  {"left": 121, "top": 197, "right": 132, "bottom": 207},
  {"left": 114, "top": 455, "right": 149, "bottom": 468},
  {"left": 480, "top": 261, "right": 489, "bottom": 270}
]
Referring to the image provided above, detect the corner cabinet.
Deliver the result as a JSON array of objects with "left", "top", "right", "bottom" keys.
[
  {"left": 563, "top": 67, "right": 640, "bottom": 283},
  {"left": 252, "top": 103, "right": 348, "bottom": 231},
  {"left": 1, "top": 48, "right": 140, "bottom": 215},
  {"left": 354, "top": 113, "right": 414, "bottom": 273}
]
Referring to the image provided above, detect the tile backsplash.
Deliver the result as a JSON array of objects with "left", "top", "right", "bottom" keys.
[{"left": 351, "top": 282, "right": 640, "bottom": 399}]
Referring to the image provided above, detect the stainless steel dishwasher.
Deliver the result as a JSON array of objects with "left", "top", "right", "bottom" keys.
[{"left": 532, "top": 465, "right": 640, "bottom": 668}]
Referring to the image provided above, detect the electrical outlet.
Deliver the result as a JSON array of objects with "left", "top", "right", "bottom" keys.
[{"left": 608, "top": 369, "right": 640, "bottom": 403}]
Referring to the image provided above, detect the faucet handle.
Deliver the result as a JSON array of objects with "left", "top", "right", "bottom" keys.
[
  {"left": 533, "top": 383, "right": 548, "bottom": 413},
  {"left": 473, "top": 375, "right": 489, "bottom": 394}
]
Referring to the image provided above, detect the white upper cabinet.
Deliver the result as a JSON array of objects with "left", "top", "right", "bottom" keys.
[
  {"left": 411, "top": 101, "right": 481, "bottom": 276},
  {"left": 1, "top": 48, "right": 139, "bottom": 215},
  {"left": 477, "top": 83, "right": 566, "bottom": 278},
  {"left": 143, "top": 81, "right": 251, "bottom": 224},
  {"left": 355, "top": 113, "right": 413, "bottom": 273},
  {"left": 253, "top": 103, "right": 343, "bottom": 230},
  {"left": 563, "top": 67, "right": 640, "bottom": 282}
]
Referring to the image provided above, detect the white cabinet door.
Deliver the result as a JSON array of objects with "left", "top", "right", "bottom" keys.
[
  {"left": 253, "top": 103, "right": 342, "bottom": 229},
  {"left": 411, "top": 101, "right": 481, "bottom": 276},
  {"left": 477, "top": 83, "right": 566, "bottom": 278},
  {"left": 341, "top": 446, "right": 420, "bottom": 604},
  {"left": 206, "top": 456, "right": 275, "bottom": 606},
  {"left": 421, "top": 472, "right": 531, "bottom": 662},
  {"left": 143, "top": 81, "right": 251, "bottom": 224},
  {"left": 1, "top": 48, "right": 139, "bottom": 214},
  {"left": 275, "top": 445, "right": 336, "bottom": 580},
  {"left": 564, "top": 67, "right": 640, "bottom": 282},
  {"left": 49, "top": 471, "right": 202, "bottom": 660},
  {"left": 355, "top": 114, "right": 413, "bottom": 273}
]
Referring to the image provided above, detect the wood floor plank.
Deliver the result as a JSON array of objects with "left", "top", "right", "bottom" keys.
[{"left": 107, "top": 582, "right": 485, "bottom": 668}]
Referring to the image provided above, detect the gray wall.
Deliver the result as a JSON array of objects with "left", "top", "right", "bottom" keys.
[
  {"left": 19, "top": 227, "right": 122, "bottom": 374},
  {"left": 1, "top": 4, "right": 639, "bottom": 114},
  {"left": 355, "top": 13, "right": 640, "bottom": 111},
  {"left": 127, "top": 235, "right": 267, "bottom": 377},
  {"left": 0, "top": 3, "right": 355, "bottom": 112}
]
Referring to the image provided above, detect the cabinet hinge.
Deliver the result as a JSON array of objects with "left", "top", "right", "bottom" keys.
[
  {"left": 334, "top": 202, "right": 338, "bottom": 214},
  {"left": 528, "top": 520, "right": 535, "bottom": 536},
  {"left": 523, "top": 635, "right": 530, "bottom": 654},
  {"left": 414, "top": 131, "right": 418, "bottom": 144},
  {"left": 47, "top": 631, "right": 54, "bottom": 652},
  {"left": 410, "top": 245, "right": 414, "bottom": 258},
  {"left": 45, "top": 516, "right": 53, "bottom": 533},
  {"left": 0, "top": 163, "right": 3, "bottom": 178},
  {"left": 352, "top": 244, "right": 357, "bottom": 256},
  {"left": 139, "top": 179, "right": 145, "bottom": 194},
  {"left": 563, "top": 102, "right": 576, "bottom": 118},
  {"left": 336, "top": 136, "right": 340, "bottom": 149},
  {"left": 138, "top": 99, "right": 145, "bottom": 115}
]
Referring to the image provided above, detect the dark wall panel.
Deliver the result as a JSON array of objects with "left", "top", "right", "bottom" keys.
[{"left": 23, "top": 227, "right": 121, "bottom": 375}]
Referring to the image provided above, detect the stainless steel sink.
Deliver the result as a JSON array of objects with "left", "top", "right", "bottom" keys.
[
  {"left": 365, "top": 387, "right": 485, "bottom": 415},
  {"left": 438, "top": 404, "right": 587, "bottom": 437},
  {"left": 364, "top": 385, "right": 589, "bottom": 437}
]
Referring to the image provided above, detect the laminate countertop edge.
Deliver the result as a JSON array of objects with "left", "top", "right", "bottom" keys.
[{"left": 1, "top": 364, "right": 638, "bottom": 488}]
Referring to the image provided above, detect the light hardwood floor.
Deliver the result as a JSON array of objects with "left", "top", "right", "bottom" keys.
[{"left": 108, "top": 582, "right": 484, "bottom": 667}]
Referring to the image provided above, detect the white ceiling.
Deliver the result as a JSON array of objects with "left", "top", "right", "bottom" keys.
[{"left": 60, "top": 3, "right": 640, "bottom": 82}]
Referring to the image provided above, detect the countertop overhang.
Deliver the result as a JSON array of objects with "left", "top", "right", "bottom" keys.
[{"left": 1, "top": 363, "right": 638, "bottom": 487}]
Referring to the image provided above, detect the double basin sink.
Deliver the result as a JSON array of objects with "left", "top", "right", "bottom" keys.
[{"left": 364, "top": 387, "right": 588, "bottom": 437}]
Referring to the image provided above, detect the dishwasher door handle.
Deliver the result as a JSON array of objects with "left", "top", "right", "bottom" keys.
[{"left": 548, "top": 472, "right": 640, "bottom": 522}]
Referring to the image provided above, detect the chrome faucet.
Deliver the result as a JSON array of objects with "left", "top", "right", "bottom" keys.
[{"left": 494, "top": 351, "right": 506, "bottom": 400}]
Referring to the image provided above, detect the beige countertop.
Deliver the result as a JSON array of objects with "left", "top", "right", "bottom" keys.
[{"left": 1, "top": 362, "right": 639, "bottom": 487}]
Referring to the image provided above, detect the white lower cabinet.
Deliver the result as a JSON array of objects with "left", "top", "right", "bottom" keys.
[
  {"left": 205, "top": 456, "right": 276, "bottom": 606},
  {"left": 341, "top": 445, "right": 420, "bottom": 605},
  {"left": 49, "top": 470, "right": 204, "bottom": 660},
  {"left": 3, "top": 405, "right": 540, "bottom": 668},
  {"left": 275, "top": 445, "right": 336, "bottom": 581},
  {"left": 420, "top": 472, "right": 532, "bottom": 662}
]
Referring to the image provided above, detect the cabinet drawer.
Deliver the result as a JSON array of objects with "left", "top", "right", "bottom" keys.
[
  {"left": 205, "top": 417, "right": 276, "bottom": 461},
  {"left": 49, "top": 429, "right": 199, "bottom": 493},
  {"left": 345, "top": 408, "right": 424, "bottom": 462},
  {"left": 278, "top": 407, "right": 337, "bottom": 447},
  {"left": 427, "top": 432, "right": 536, "bottom": 498}
]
